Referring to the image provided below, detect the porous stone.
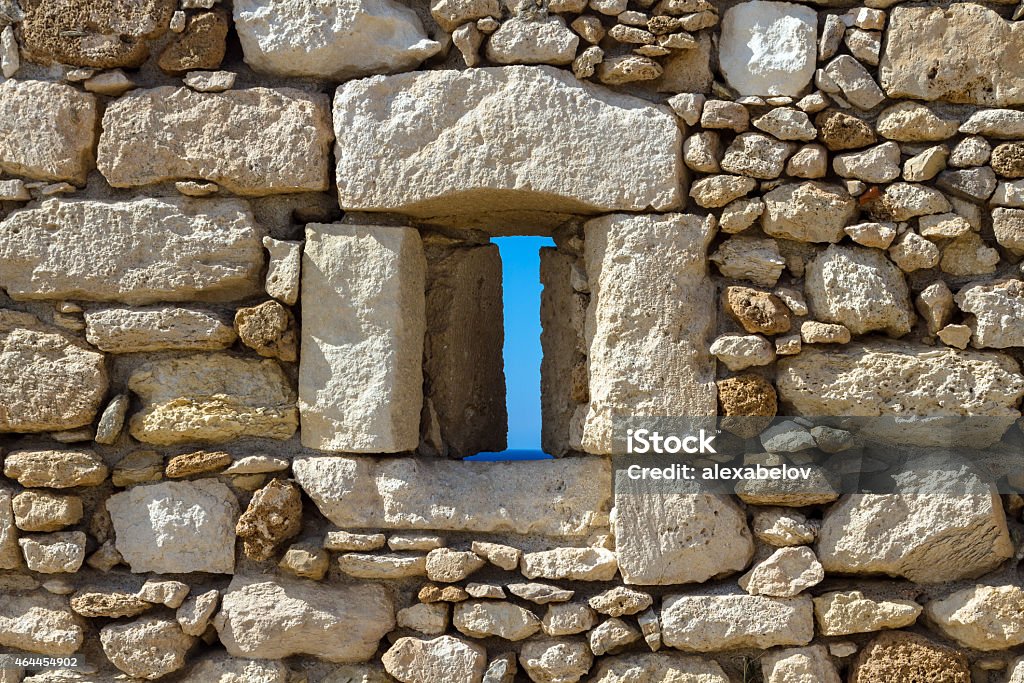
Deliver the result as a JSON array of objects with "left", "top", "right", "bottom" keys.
[
  {"left": 925, "top": 584, "right": 1024, "bottom": 650},
  {"left": 800, "top": 321, "right": 851, "bottom": 345},
  {"left": 519, "top": 639, "right": 593, "bottom": 683},
  {"left": 589, "top": 618, "right": 640, "bottom": 656},
  {"left": 157, "top": 10, "right": 227, "bottom": 74},
  {"left": 0, "top": 594, "right": 84, "bottom": 656},
  {"left": 176, "top": 590, "right": 219, "bottom": 637},
  {"left": 804, "top": 245, "right": 913, "bottom": 336},
  {"left": 878, "top": 183, "right": 951, "bottom": 222},
  {"left": 753, "top": 508, "right": 817, "bottom": 546},
  {"left": 4, "top": 450, "right": 108, "bottom": 489},
  {"left": 180, "top": 652, "right": 288, "bottom": 683},
  {"left": 876, "top": 102, "right": 958, "bottom": 142},
  {"left": 720, "top": 133, "right": 793, "bottom": 180},
  {"left": 99, "top": 617, "right": 193, "bottom": 680},
  {"left": 880, "top": 3, "right": 1024, "bottom": 107},
  {"left": 12, "top": 492, "right": 82, "bottom": 532},
  {"left": 955, "top": 280, "right": 1024, "bottom": 349},
  {"left": 689, "top": 174, "right": 756, "bottom": 208},
  {"left": 0, "top": 198, "right": 264, "bottom": 304},
  {"left": 0, "top": 487, "right": 18, "bottom": 570},
  {"left": 814, "top": 591, "right": 921, "bottom": 636},
  {"left": 106, "top": 480, "right": 239, "bottom": 574},
  {"left": 279, "top": 542, "right": 329, "bottom": 580},
  {"left": 0, "top": 80, "right": 97, "bottom": 184},
  {"left": 235, "top": 300, "right": 298, "bottom": 362},
  {"left": 786, "top": 144, "right": 828, "bottom": 178},
  {"left": 994, "top": 208, "right": 1024, "bottom": 255},
  {"left": 719, "top": 1, "right": 817, "bottom": 97},
  {"left": 300, "top": 224, "right": 424, "bottom": 453},
  {"left": 589, "top": 655, "right": 730, "bottom": 683},
  {"left": 580, "top": 213, "right": 715, "bottom": 454},
  {"left": 0, "top": 311, "right": 108, "bottom": 433},
  {"left": 431, "top": 0, "right": 500, "bottom": 32},
  {"left": 507, "top": 583, "right": 574, "bottom": 604},
  {"left": 293, "top": 456, "right": 610, "bottom": 537},
  {"left": 700, "top": 100, "right": 750, "bottom": 132},
  {"left": 486, "top": 16, "right": 579, "bottom": 65},
  {"left": 950, "top": 137, "right": 992, "bottom": 168},
  {"left": 844, "top": 222, "right": 896, "bottom": 249},
  {"left": 777, "top": 342, "right": 1024, "bottom": 447},
  {"left": 588, "top": 587, "right": 653, "bottom": 618},
  {"left": 753, "top": 108, "right": 817, "bottom": 141},
  {"left": 263, "top": 237, "right": 301, "bottom": 305},
  {"left": 19, "top": 532, "right": 86, "bottom": 573},
  {"left": 128, "top": 355, "right": 297, "bottom": 445},
  {"left": 215, "top": 575, "right": 395, "bottom": 662},
  {"left": 85, "top": 306, "right": 236, "bottom": 353},
  {"left": 453, "top": 601, "right": 541, "bottom": 641},
  {"left": 738, "top": 546, "right": 824, "bottom": 597},
  {"left": 961, "top": 109, "right": 1024, "bottom": 139},
  {"left": 710, "top": 333, "right": 776, "bottom": 371},
  {"left": 710, "top": 236, "right": 786, "bottom": 287},
  {"left": 325, "top": 531, "right": 386, "bottom": 552},
  {"left": 383, "top": 635, "right": 486, "bottom": 683},
  {"left": 398, "top": 603, "right": 448, "bottom": 636},
  {"left": 234, "top": 0, "right": 440, "bottom": 80},
  {"left": 850, "top": 632, "right": 969, "bottom": 683},
  {"left": 833, "top": 142, "right": 901, "bottom": 184},
  {"left": 137, "top": 580, "right": 189, "bottom": 609},
  {"left": 993, "top": 143, "right": 1024, "bottom": 178},
  {"left": 762, "top": 645, "right": 840, "bottom": 683},
  {"left": 724, "top": 286, "right": 791, "bottom": 335},
  {"left": 472, "top": 542, "right": 521, "bottom": 571},
  {"left": 717, "top": 373, "right": 777, "bottom": 438},
  {"left": 684, "top": 133, "right": 722, "bottom": 174},
  {"left": 389, "top": 533, "right": 445, "bottom": 552},
  {"left": 661, "top": 593, "right": 814, "bottom": 651},
  {"left": 520, "top": 547, "right": 617, "bottom": 581},
  {"left": 70, "top": 592, "right": 149, "bottom": 619},
  {"left": 98, "top": 87, "right": 333, "bottom": 195},
  {"left": 111, "top": 451, "right": 163, "bottom": 487},
  {"left": 334, "top": 66, "right": 683, "bottom": 229},
  {"left": 816, "top": 110, "right": 876, "bottom": 151},
  {"left": 888, "top": 231, "right": 940, "bottom": 273},
  {"left": 338, "top": 553, "right": 427, "bottom": 579},
  {"left": 720, "top": 198, "right": 764, "bottom": 233},
  {"left": 426, "top": 548, "right": 486, "bottom": 582},
  {"left": 236, "top": 479, "right": 302, "bottom": 561},
  {"left": 542, "top": 603, "right": 596, "bottom": 636},
  {"left": 165, "top": 450, "right": 231, "bottom": 479},
  {"left": 762, "top": 182, "right": 856, "bottom": 243}
]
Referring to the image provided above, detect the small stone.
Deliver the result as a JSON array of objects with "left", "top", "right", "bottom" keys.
[
  {"left": 710, "top": 333, "right": 775, "bottom": 371},
  {"left": 279, "top": 542, "right": 330, "bottom": 580},
  {"left": 762, "top": 645, "right": 841, "bottom": 683},
  {"left": 165, "top": 450, "right": 232, "bottom": 478},
  {"left": 903, "top": 145, "right": 949, "bottom": 182},
  {"left": 519, "top": 638, "right": 593, "bottom": 683},
  {"left": 992, "top": 143, "right": 1024, "bottom": 178},
  {"left": 717, "top": 373, "right": 777, "bottom": 439},
  {"left": 662, "top": 593, "right": 814, "bottom": 650},
  {"left": 914, "top": 281, "right": 954, "bottom": 335},
  {"left": 235, "top": 300, "right": 298, "bottom": 362},
  {"left": 338, "top": 553, "right": 427, "bottom": 579},
  {"left": 454, "top": 601, "right": 541, "bottom": 641},
  {"left": 395, "top": 603, "right": 448, "bottom": 639},
  {"left": 325, "top": 530, "right": 386, "bottom": 552},
  {"left": 710, "top": 236, "right": 786, "bottom": 287},
  {"left": 507, "top": 583, "right": 574, "bottom": 604},
  {"left": 262, "top": 237, "right": 301, "bottom": 306},
  {"left": 4, "top": 450, "right": 107, "bottom": 489},
  {"left": 844, "top": 222, "right": 896, "bottom": 249},
  {"left": 876, "top": 102, "right": 958, "bottom": 142},
  {"left": 572, "top": 15, "right": 605, "bottom": 44},
  {"left": 700, "top": 100, "right": 749, "bottom": 132},
  {"left": 739, "top": 546, "right": 824, "bottom": 597},
  {"left": 925, "top": 584, "right": 1024, "bottom": 651},
  {"left": 466, "top": 583, "right": 505, "bottom": 599},
  {"left": 936, "top": 167, "right": 998, "bottom": 201},
  {"left": 542, "top": 603, "right": 597, "bottom": 636},
  {"left": 84, "top": 69, "right": 135, "bottom": 96},
  {"left": 753, "top": 108, "right": 817, "bottom": 142},
  {"left": 111, "top": 450, "right": 163, "bottom": 487},
  {"left": 961, "top": 109, "right": 1024, "bottom": 138},
  {"left": 176, "top": 589, "right": 219, "bottom": 637},
  {"left": 12, "top": 492, "right": 82, "bottom": 532},
  {"left": 383, "top": 635, "right": 486, "bottom": 683},
  {"left": 572, "top": 45, "right": 603, "bottom": 79},
  {"left": 71, "top": 591, "right": 150, "bottom": 619},
  {"left": 824, "top": 55, "right": 884, "bottom": 110},
  {"left": 391, "top": 533, "right": 447, "bottom": 552},
  {"left": 486, "top": 16, "right": 579, "bottom": 65},
  {"left": 466, "top": 541, "right": 519, "bottom": 571},
  {"left": 483, "top": 652, "right": 517, "bottom": 683},
  {"left": 762, "top": 182, "right": 856, "bottom": 243},
  {"left": 888, "top": 231, "right": 940, "bottom": 273},
  {"left": 844, "top": 28, "right": 880, "bottom": 66},
  {"left": 100, "top": 617, "right": 196, "bottom": 680},
  {"left": 816, "top": 110, "right": 876, "bottom": 151},
  {"left": 86, "top": 541, "right": 123, "bottom": 572},
  {"left": 753, "top": 508, "right": 818, "bottom": 546},
  {"left": 453, "top": 23, "right": 484, "bottom": 67},
  {"left": 236, "top": 478, "right": 303, "bottom": 561},
  {"left": 589, "top": 618, "right": 640, "bottom": 656},
  {"left": 683, "top": 132, "right": 721, "bottom": 174},
  {"left": 877, "top": 182, "right": 951, "bottom": 222},
  {"left": 667, "top": 92, "right": 705, "bottom": 126},
  {"left": 721, "top": 133, "right": 794, "bottom": 179},
  {"left": 834, "top": 142, "right": 901, "bottom": 184},
  {"left": 426, "top": 548, "right": 486, "bottom": 583},
  {"left": 222, "top": 456, "right": 289, "bottom": 475},
  {"left": 994, "top": 180, "right": 1024, "bottom": 207},
  {"left": 588, "top": 587, "right": 652, "bottom": 617},
  {"left": 940, "top": 233, "right": 1000, "bottom": 276},
  {"left": 919, "top": 213, "right": 972, "bottom": 240},
  {"left": 19, "top": 532, "right": 86, "bottom": 573},
  {"left": 760, "top": 420, "right": 816, "bottom": 452},
  {"left": 596, "top": 54, "right": 662, "bottom": 84},
  {"left": 183, "top": 70, "right": 236, "bottom": 93},
  {"left": 520, "top": 547, "right": 617, "bottom": 582},
  {"left": 689, "top": 174, "right": 756, "bottom": 208},
  {"left": 814, "top": 590, "right": 921, "bottom": 636},
  {"left": 719, "top": 198, "right": 764, "bottom": 233},
  {"left": 431, "top": 0, "right": 501, "bottom": 32},
  {"left": 776, "top": 334, "right": 802, "bottom": 355},
  {"left": 786, "top": 144, "right": 828, "bottom": 179},
  {"left": 950, "top": 136, "right": 992, "bottom": 168},
  {"left": 138, "top": 579, "right": 189, "bottom": 609},
  {"left": 850, "top": 631, "right": 969, "bottom": 682},
  {"left": 157, "top": 10, "right": 228, "bottom": 74},
  {"left": 723, "top": 285, "right": 791, "bottom": 335}
]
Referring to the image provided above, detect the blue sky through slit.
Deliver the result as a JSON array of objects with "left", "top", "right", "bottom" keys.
[{"left": 466, "top": 236, "right": 555, "bottom": 462}]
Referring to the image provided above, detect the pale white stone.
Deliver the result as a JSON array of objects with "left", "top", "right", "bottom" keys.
[
  {"left": 960, "top": 109, "right": 1024, "bottom": 139},
  {"left": 833, "top": 142, "right": 901, "bottom": 184},
  {"left": 84, "top": 306, "right": 235, "bottom": 353},
  {"left": 431, "top": 0, "right": 500, "bottom": 32},
  {"left": 888, "top": 231, "right": 939, "bottom": 273},
  {"left": 719, "top": 1, "right": 817, "bottom": 97},
  {"left": 300, "top": 224, "right": 425, "bottom": 453},
  {"left": 184, "top": 70, "right": 236, "bottom": 93},
  {"left": 18, "top": 533, "right": 86, "bottom": 574},
  {"left": 234, "top": 0, "right": 441, "bottom": 80},
  {"left": 180, "top": 652, "right": 288, "bottom": 683},
  {"left": 384, "top": 635, "right": 486, "bottom": 683},
  {"left": 215, "top": 575, "right": 395, "bottom": 662},
  {"left": 720, "top": 133, "right": 794, "bottom": 180},
  {"left": 486, "top": 16, "right": 579, "bottom": 65},
  {"left": 100, "top": 617, "right": 195, "bottom": 680},
  {"left": 0, "top": 594, "right": 83, "bottom": 656},
  {"left": 926, "top": 585, "right": 1024, "bottom": 650},
  {"left": 453, "top": 601, "right": 541, "bottom": 641},
  {"left": 710, "top": 236, "right": 786, "bottom": 287},
  {"left": 426, "top": 548, "right": 486, "bottom": 582},
  {"left": 761, "top": 645, "right": 840, "bottom": 683},
  {"left": 262, "top": 237, "right": 301, "bottom": 306},
  {"left": 334, "top": 66, "right": 683, "bottom": 230},
  {"left": 753, "top": 508, "right": 818, "bottom": 546},
  {"left": 824, "top": 55, "right": 884, "bottom": 109},
  {"left": 955, "top": 279, "right": 1024, "bottom": 348},
  {"left": 519, "top": 639, "right": 593, "bottom": 683},
  {"left": 542, "top": 603, "right": 596, "bottom": 636},
  {"left": 661, "top": 593, "right": 814, "bottom": 651},
  {"left": 398, "top": 603, "right": 448, "bottom": 636},
  {"left": 762, "top": 182, "right": 856, "bottom": 243},
  {"left": 753, "top": 108, "right": 816, "bottom": 141},
  {"left": 520, "top": 547, "right": 617, "bottom": 581},
  {"left": 176, "top": 590, "right": 220, "bottom": 637},
  {"left": 107, "top": 480, "right": 239, "bottom": 574},
  {"left": 710, "top": 334, "right": 775, "bottom": 371},
  {"left": 738, "top": 546, "right": 824, "bottom": 597},
  {"left": 813, "top": 591, "right": 921, "bottom": 636},
  {"left": 589, "top": 655, "right": 729, "bottom": 683}
]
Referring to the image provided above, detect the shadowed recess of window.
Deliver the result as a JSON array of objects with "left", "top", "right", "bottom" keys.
[{"left": 466, "top": 236, "right": 555, "bottom": 462}]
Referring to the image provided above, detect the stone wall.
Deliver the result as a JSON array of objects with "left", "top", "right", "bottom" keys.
[{"left": 0, "top": 0, "right": 1023, "bottom": 681}]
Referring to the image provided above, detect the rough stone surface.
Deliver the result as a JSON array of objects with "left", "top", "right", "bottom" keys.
[
  {"left": 215, "top": 575, "right": 395, "bottom": 662},
  {"left": 955, "top": 280, "right": 1024, "bottom": 349},
  {"left": 85, "top": 306, "right": 236, "bottom": 353},
  {"left": 813, "top": 591, "right": 922, "bottom": 636},
  {"left": 762, "top": 182, "right": 857, "bottom": 243},
  {"left": 850, "top": 632, "right": 970, "bottom": 683},
  {"left": 234, "top": 0, "right": 441, "bottom": 80},
  {"left": 521, "top": 547, "right": 618, "bottom": 581},
  {"left": 19, "top": 532, "right": 86, "bottom": 573},
  {"left": 738, "top": 546, "right": 824, "bottom": 597},
  {"left": 383, "top": 635, "right": 486, "bottom": 683},
  {"left": 453, "top": 601, "right": 541, "bottom": 641},
  {"left": 717, "top": 374, "right": 778, "bottom": 438},
  {"left": 236, "top": 479, "right": 302, "bottom": 561},
  {"left": 588, "top": 654, "right": 730, "bottom": 683},
  {"left": 0, "top": 198, "right": 264, "bottom": 304},
  {"left": 4, "top": 450, "right": 108, "bottom": 489},
  {"left": 293, "top": 456, "right": 610, "bottom": 538},
  {"left": 925, "top": 585, "right": 1024, "bottom": 650},
  {"left": 519, "top": 638, "right": 593, "bottom": 683},
  {"left": 334, "top": 66, "right": 683, "bottom": 229},
  {"left": 99, "top": 617, "right": 195, "bottom": 680},
  {"left": 661, "top": 593, "right": 814, "bottom": 651},
  {"left": 235, "top": 301, "right": 298, "bottom": 362},
  {"left": 762, "top": 645, "right": 840, "bottom": 683},
  {"left": 0, "top": 80, "right": 97, "bottom": 184},
  {"left": 719, "top": 1, "right": 817, "bottom": 97},
  {"left": 0, "top": 311, "right": 108, "bottom": 433},
  {"left": 107, "top": 480, "right": 239, "bottom": 574},
  {"left": 581, "top": 213, "right": 716, "bottom": 454},
  {"left": 0, "top": 594, "right": 84, "bottom": 656},
  {"left": 128, "top": 355, "right": 298, "bottom": 445},
  {"left": 98, "top": 87, "right": 333, "bottom": 195},
  {"left": 300, "top": 224, "right": 425, "bottom": 453}
]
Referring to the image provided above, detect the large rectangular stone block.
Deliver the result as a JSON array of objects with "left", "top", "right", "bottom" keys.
[
  {"left": 334, "top": 65, "right": 684, "bottom": 232},
  {"left": 97, "top": 86, "right": 333, "bottom": 195},
  {"left": 0, "top": 198, "right": 264, "bottom": 304},
  {"left": 578, "top": 213, "right": 717, "bottom": 454},
  {"left": 0, "top": 79, "right": 97, "bottom": 184},
  {"left": 292, "top": 456, "right": 610, "bottom": 538},
  {"left": 423, "top": 242, "right": 506, "bottom": 456},
  {"left": 540, "top": 248, "right": 584, "bottom": 457},
  {"left": 299, "top": 224, "right": 426, "bottom": 453}
]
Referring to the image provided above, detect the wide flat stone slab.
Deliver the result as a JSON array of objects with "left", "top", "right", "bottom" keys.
[
  {"left": 334, "top": 65, "right": 683, "bottom": 232},
  {"left": 292, "top": 456, "right": 610, "bottom": 538},
  {"left": 98, "top": 87, "right": 333, "bottom": 195},
  {"left": 299, "top": 224, "right": 425, "bottom": 453},
  {"left": 0, "top": 198, "right": 264, "bottom": 304}
]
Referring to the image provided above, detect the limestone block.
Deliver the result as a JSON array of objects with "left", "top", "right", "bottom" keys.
[
  {"left": 17, "top": 0, "right": 175, "bottom": 68},
  {"left": 589, "top": 655, "right": 730, "bottom": 683},
  {"left": 3, "top": 450, "right": 108, "bottom": 489},
  {"left": 0, "top": 487, "right": 18, "bottom": 570},
  {"left": 453, "top": 601, "right": 541, "bottom": 641},
  {"left": 580, "top": 213, "right": 716, "bottom": 454},
  {"left": 18, "top": 532, "right": 86, "bottom": 573},
  {"left": 99, "top": 617, "right": 195, "bottom": 680},
  {"left": 334, "top": 66, "right": 683, "bottom": 230},
  {"left": 263, "top": 237, "right": 302, "bottom": 305},
  {"left": 661, "top": 593, "right": 814, "bottom": 651},
  {"left": 12, "top": 492, "right": 83, "bottom": 532},
  {"left": 738, "top": 546, "right": 824, "bottom": 597},
  {"left": 719, "top": 1, "right": 817, "bottom": 97},
  {"left": 777, "top": 342, "right": 1024, "bottom": 447},
  {"left": 955, "top": 279, "right": 1024, "bottom": 349},
  {"left": 880, "top": 4, "right": 1024, "bottom": 106},
  {"left": 84, "top": 306, "right": 236, "bottom": 353},
  {"left": 520, "top": 547, "right": 618, "bottom": 581},
  {"left": 382, "top": 636, "right": 486, "bottom": 683},
  {"left": 300, "top": 224, "right": 425, "bottom": 453},
  {"left": 424, "top": 243, "right": 506, "bottom": 456},
  {"left": 850, "top": 632, "right": 969, "bottom": 683},
  {"left": 214, "top": 575, "right": 395, "bottom": 662},
  {"left": 128, "top": 355, "right": 297, "bottom": 445},
  {"left": 0, "top": 594, "right": 84, "bottom": 656},
  {"left": 615, "top": 478, "right": 753, "bottom": 585},
  {"left": 234, "top": 0, "right": 440, "bottom": 80},
  {"left": 814, "top": 591, "right": 921, "bottom": 636},
  {"left": 518, "top": 639, "right": 593, "bottom": 683},
  {"left": 761, "top": 645, "right": 840, "bottom": 683},
  {"left": 925, "top": 585, "right": 1024, "bottom": 650},
  {"left": 180, "top": 653, "right": 289, "bottom": 683},
  {"left": 540, "top": 248, "right": 581, "bottom": 456},
  {"left": 98, "top": 87, "right": 333, "bottom": 195},
  {"left": 292, "top": 456, "right": 610, "bottom": 538},
  {"left": 106, "top": 480, "right": 239, "bottom": 574},
  {"left": 0, "top": 80, "right": 97, "bottom": 184},
  {"left": 762, "top": 182, "right": 857, "bottom": 243},
  {"left": 0, "top": 310, "right": 108, "bottom": 433},
  {"left": 0, "top": 198, "right": 264, "bottom": 304},
  {"left": 486, "top": 16, "right": 579, "bottom": 65}
]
